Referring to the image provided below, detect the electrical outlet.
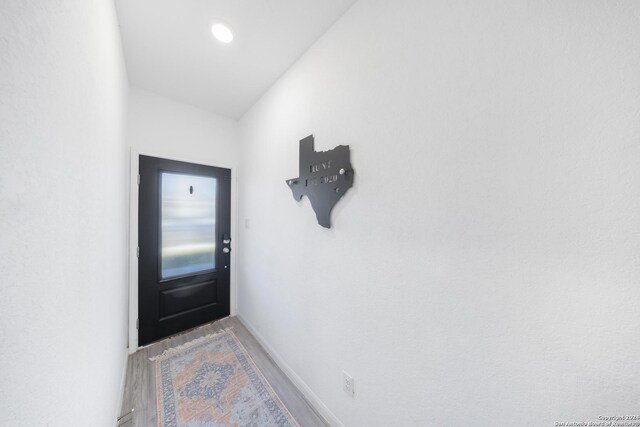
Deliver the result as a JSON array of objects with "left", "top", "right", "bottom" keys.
[{"left": 343, "top": 371, "right": 355, "bottom": 398}]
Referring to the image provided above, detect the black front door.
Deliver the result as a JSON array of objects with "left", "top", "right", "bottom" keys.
[{"left": 138, "top": 155, "right": 231, "bottom": 346}]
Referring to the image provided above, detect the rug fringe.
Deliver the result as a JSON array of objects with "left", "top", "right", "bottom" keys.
[{"left": 149, "top": 327, "right": 235, "bottom": 361}]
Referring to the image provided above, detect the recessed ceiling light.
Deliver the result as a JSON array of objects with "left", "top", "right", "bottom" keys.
[{"left": 211, "top": 22, "right": 233, "bottom": 44}]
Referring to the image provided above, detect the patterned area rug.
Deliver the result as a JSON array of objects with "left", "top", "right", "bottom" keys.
[{"left": 153, "top": 329, "right": 299, "bottom": 427}]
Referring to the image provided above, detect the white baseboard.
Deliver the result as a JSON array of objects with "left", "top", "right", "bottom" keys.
[
  {"left": 236, "top": 313, "right": 344, "bottom": 427},
  {"left": 114, "top": 349, "right": 129, "bottom": 426}
]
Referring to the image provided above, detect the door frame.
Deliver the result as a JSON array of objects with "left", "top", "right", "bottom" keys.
[{"left": 128, "top": 148, "right": 238, "bottom": 353}]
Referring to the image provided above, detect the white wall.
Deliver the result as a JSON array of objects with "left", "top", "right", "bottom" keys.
[
  {"left": 127, "top": 86, "right": 238, "bottom": 168},
  {"left": 238, "top": 1, "right": 640, "bottom": 425},
  {"left": 126, "top": 86, "right": 239, "bottom": 347},
  {"left": 0, "top": 0, "right": 129, "bottom": 425}
]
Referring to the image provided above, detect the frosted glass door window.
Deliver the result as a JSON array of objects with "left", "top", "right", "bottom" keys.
[{"left": 161, "top": 172, "right": 217, "bottom": 279}]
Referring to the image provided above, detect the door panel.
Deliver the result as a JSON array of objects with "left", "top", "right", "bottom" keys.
[
  {"left": 138, "top": 155, "right": 231, "bottom": 346},
  {"left": 159, "top": 280, "right": 217, "bottom": 318}
]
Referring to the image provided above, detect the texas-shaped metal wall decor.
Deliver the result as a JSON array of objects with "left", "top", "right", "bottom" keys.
[{"left": 286, "top": 135, "right": 354, "bottom": 228}]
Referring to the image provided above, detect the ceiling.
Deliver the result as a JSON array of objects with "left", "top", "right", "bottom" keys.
[{"left": 115, "top": 0, "right": 357, "bottom": 120}]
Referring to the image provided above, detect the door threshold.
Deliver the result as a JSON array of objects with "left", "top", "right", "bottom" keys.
[{"left": 136, "top": 315, "right": 233, "bottom": 352}]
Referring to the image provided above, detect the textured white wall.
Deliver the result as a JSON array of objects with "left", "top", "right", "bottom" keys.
[
  {"left": 0, "top": 0, "right": 129, "bottom": 425},
  {"left": 126, "top": 86, "right": 239, "bottom": 335},
  {"left": 238, "top": 0, "right": 640, "bottom": 425},
  {"left": 127, "top": 86, "right": 238, "bottom": 168}
]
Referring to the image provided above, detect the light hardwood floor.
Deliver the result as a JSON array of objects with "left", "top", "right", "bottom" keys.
[{"left": 118, "top": 316, "right": 327, "bottom": 427}]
